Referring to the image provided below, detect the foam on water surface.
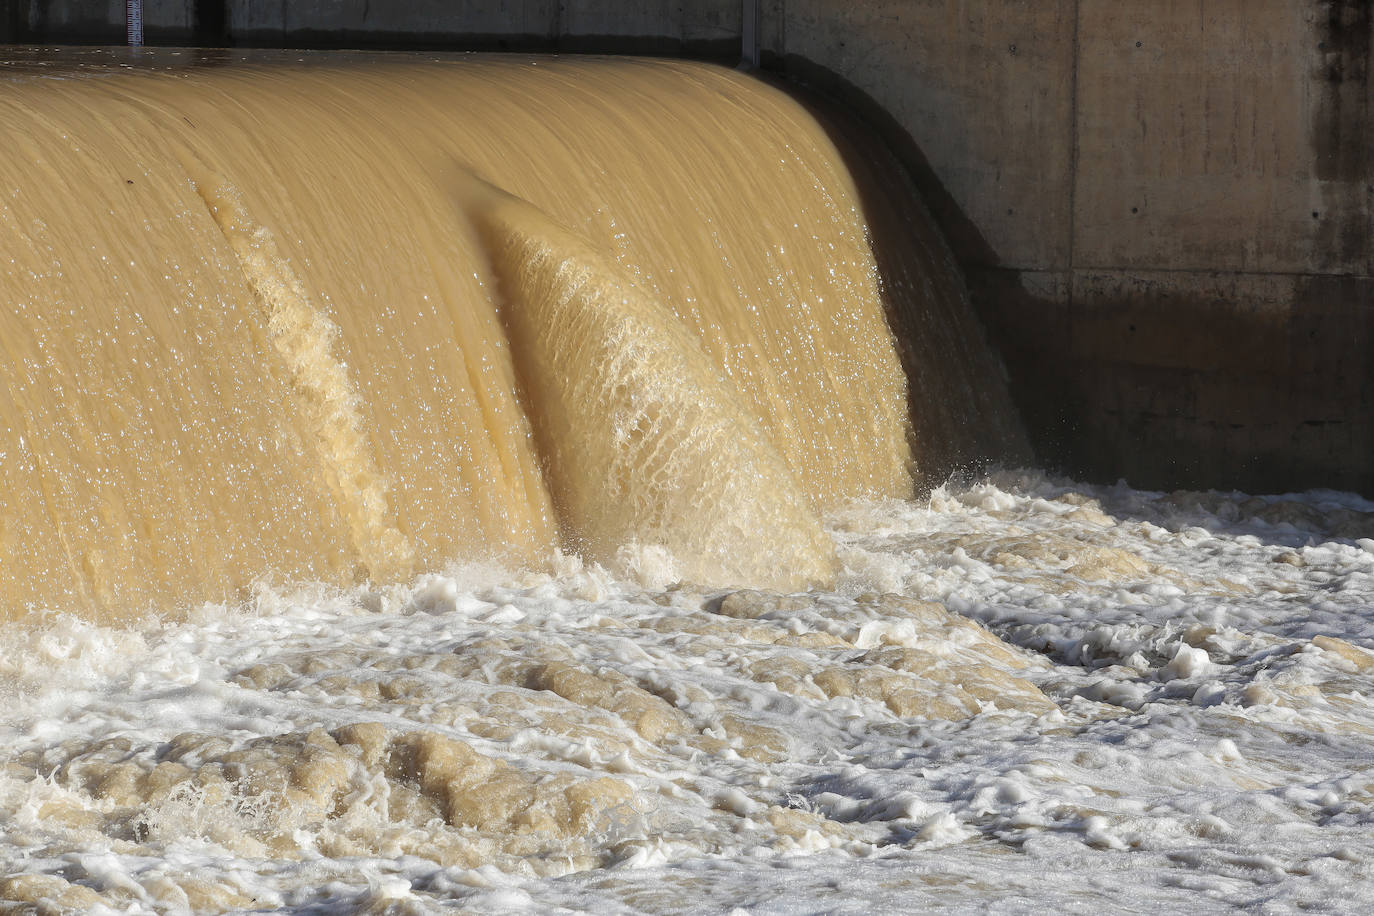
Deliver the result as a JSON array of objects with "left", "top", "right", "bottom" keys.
[{"left": 3, "top": 472, "right": 1373, "bottom": 913}]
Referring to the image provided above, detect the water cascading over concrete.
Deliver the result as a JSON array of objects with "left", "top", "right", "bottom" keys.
[{"left": 0, "top": 50, "right": 1026, "bottom": 621}]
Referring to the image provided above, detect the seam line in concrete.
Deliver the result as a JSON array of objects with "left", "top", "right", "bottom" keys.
[
  {"left": 1066, "top": 0, "right": 1081, "bottom": 276},
  {"left": 1065, "top": 0, "right": 1081, "bottom": 336}
]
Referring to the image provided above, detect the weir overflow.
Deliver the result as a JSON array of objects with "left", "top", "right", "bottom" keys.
[{"left": 0, "top": 49, "right": 1025, "bottom": 620}]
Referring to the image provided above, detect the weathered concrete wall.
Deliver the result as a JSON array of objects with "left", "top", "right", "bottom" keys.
[
  {"left": 772, "top": 0, "right": 1373, "bottom": 495},
  {"left": 3, "top": 0, "right": 1370, "bottom": 494},
  {"left": 4, "top": 0, "right": 201, "bottom": 43},
  {"left": 0, "top": 1, "right": 740, "bottom": 54}
]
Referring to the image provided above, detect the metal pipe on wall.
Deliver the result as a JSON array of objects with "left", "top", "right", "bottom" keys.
[{"left": 741, "top": 0, "right": 759, "bottom": 67}]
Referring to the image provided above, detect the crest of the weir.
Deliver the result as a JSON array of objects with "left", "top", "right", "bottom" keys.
[{"left": 0, "top": 52, "right": 1025, "bottom": 619}]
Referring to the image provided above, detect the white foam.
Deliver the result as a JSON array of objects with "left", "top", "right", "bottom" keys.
[{"left": 2, "top": 472, "right": 1373, "bottom": 911}]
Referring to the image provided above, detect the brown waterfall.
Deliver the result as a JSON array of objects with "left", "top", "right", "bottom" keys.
[{"left": 0, "top": 49, "right": 1026, "bottom": 621}]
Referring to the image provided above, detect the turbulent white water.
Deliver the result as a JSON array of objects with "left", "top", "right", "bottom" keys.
[{"left": 3, "top": 470, "right": 1373, "bottom": 914}]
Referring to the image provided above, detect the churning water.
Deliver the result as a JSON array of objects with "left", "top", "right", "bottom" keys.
[{"left": 4, "top": 475, "right": 1374, "bottom": 913}]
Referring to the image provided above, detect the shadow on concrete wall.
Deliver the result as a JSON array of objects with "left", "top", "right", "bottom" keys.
[
  {"left": 764, "top": 51, "right": 1373, "bottom": 499},
  {"left": 0, "top": 9, "right": 736, "bottom": 61},
  {"left": 764, "top": 57, "right": 1075, "bottom": 479},
  {"left": 763, "top": 65, "right": 1035, "bottom": 487}
]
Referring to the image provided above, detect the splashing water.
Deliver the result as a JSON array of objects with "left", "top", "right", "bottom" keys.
[{"left": 2, "top": 472, "right": 1373, "bottom": 912}]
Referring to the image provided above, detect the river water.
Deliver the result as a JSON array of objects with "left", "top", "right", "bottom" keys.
[{"left": 4, "top": 471, "right": 1373, "bottom": 913}]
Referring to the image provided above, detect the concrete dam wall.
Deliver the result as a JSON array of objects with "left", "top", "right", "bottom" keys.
[
  {"left": 778, "top": 1, "right": 1372, "bottom": 497},
  {"left": 4, "top": 0, "right": 1371, "bottom": 496}
]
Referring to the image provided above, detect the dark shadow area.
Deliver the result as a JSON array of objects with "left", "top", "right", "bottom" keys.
[
  {"left": 765, "top": 53, "right": 1002, "bottom": 272},
  {"left": 0, "top": 11, "right": 737, "bottom": 63},
  {"left": 760, "top": 66, "right": 1033, "bottom": 489},
  {"left": 762, "top": 51, "right": 1374, "bottom": 502},
  {"left": 1074, "top": 273, "right": 1373, "bottom": 497},
  {"left": 761, "top": 57, "right": 1053, "bottom": 484},
  {"left": 193, "top": 0, "right": 228, "bottom": 48},
  {"left": 1311, "top": 2, "right": 1372, "bottom": 294},
  {"left": 971, "top": 268, "right": 1373, "bottom": 499},
  {"left": 228, "top": 30, "right": 737, "bottom": 60}
]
